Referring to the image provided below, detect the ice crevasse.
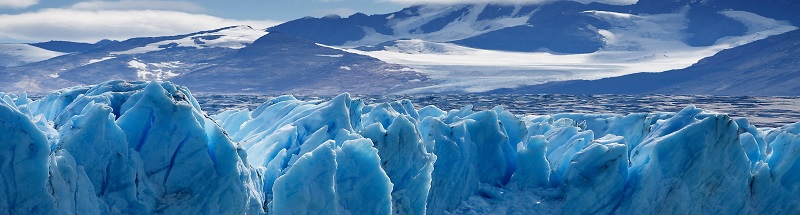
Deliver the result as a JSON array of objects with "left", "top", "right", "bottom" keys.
[{"left": 0, "top": 81, "right": 797, "bottom": 215}]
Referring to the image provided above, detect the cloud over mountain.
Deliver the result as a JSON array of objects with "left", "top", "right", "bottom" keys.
[
  {"left": 0, "top": 8, "right": 280, "bottom": 42},
  {"left": 69, "top": 0, "right": 205, "bottom": 13}
]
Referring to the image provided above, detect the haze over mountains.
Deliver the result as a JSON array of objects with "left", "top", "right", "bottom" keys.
[{"left": 0, "top": 0, "right": 798, "bottom": 95}]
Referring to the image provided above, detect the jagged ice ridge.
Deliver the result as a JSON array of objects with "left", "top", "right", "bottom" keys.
[{"left": 0, "top": 81, "right": 797, "bottom": 214}]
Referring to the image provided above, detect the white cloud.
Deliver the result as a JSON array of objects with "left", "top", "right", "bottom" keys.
[
  {"left": 383, "top": 0, "right": 637, "bottom": 6},
  {"left": 0, "top": 0, "right": 38, "bottom": 8},
  {"left": 0, "top": 9, "right": 282, "bottom": 43},
  {"left": 70, "top": 0, "right": 206, "bottom": 13}
]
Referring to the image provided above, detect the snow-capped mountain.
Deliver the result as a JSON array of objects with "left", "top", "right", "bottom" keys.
[
  {"left": 339, "top": 10, "right": 795, "bottom": 93},
  {"left": 491, "top": 29, "right": 800, "bottom": 96},
  {"left": 0, "top": 40, "right": 119, "bottom": 68},
  {"left": 269, "top": 0, "right": 800, "bottom": 53},
  {"left": 171, "top": 33, "right": 430, "bottom": 94},
  {"left": 267, "top": 0, "right": 799, "bottom": 94},
  {"left": 0, "top": 44, "right": 65, "bottom": 67},
  {"left": 1, "top": 0, "right": 798, "bottom": 95},
  {"left": 271, "top": 2, "right": 609, "bottom": 53},
  {"left": 0, "top": 26, "right": 431, "bottom": 94}
]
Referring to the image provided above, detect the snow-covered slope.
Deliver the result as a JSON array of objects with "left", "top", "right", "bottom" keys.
[
  {"left": 1, "top": 1, "right": 797, "bottom": 95},
  {"left": 2, "top": 1, "right": 798, "bottom": 95},
  {"left": 0, "top": 26, "right": 431, "bottom": 94},
  {"left": 270, "top": 3, "right": 609, "bottom": 53},
  {"left": 270, "top": 0, "right": 800, "bottom": 52},
  {"left": 356, "top": 39, "right": 474, "bottom": 55},
  {"left": 493, "top": 29, "right": 800, "bottom": 96},
  {"left": 346, "top": 4, "right": 532, "bottom": 47},
  {"left": 342, "top": 10, "right": 795, "bottom": 93},
  {"left": 1, "top": 81, "right": 799, "bottom": 214},
  {"left": 0, "top": 26, "right": 267, "bottom": 93},
  {"left": 268, "top": 0, "right": 799, "bottom": 94},
  {"left": 0, "top": 44, "right": 65, "bottom": 67},
  {"left": 170, "top": 32, "right": 431, "bottom": 94},
  {"left": 111, "top": 25, "right": 267, "bottom": 55}
]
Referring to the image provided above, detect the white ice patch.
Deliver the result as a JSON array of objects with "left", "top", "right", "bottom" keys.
[
  {"left": 316, "top": 54, "right": 344, "bottom": 58},
  {"left": 128, "top": 60, "right": 149, "bottom": 80},
  {"left": 383, "top": 39, "right": 471, "bottom": 54},
  {"left": 386, "top": 67, "right": 417, "bottom": 72},
  {"left": 84, "top": 56, "right": 116, "bottom": 66},
  {"left": 149, "top": 61, "right": 183, "bottom": 69},
  {"left": 584, "top": 10, "right": 636, "bottom": 19},
  {"left": 128, "top": 60, "right": 182, "bottom": 81},
  {"left": 718, "top": 10, "right": 798, "bottom": 46},
  {"left": 113, "top": 25, "right": 268, "bottom": 55},
  {"left": 339, "top": 66, "right": 352, "bottom": 70}
]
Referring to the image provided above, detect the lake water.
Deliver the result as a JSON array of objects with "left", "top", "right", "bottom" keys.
[{"left": 195, "top": 94, "right": 800, "bottom": 128}]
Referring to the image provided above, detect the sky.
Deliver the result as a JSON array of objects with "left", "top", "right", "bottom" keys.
[
  {"left": 0, "top": 0, "right": 410, "bottom": 43},
  {"left": 0, "top": 0, "right": 637, "bottom": 43}
]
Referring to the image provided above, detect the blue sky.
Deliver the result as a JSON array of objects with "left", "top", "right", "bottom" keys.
[
  {"left": 0, "top": 0, "right": 637, "bottom": 43},
  {"left": 0, "top": 0, "right": 408, "bottom": 21},
  {"left": 0, "top": 0, "right": 412, "bottom": 43}
]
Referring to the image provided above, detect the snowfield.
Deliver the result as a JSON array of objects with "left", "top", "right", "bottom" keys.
[
  {"left": 0, "top": 81, "right": 797, "bottom": 214},
  {"left": 111, "top": 25, "right": 267, "bottom": 55},
  {"left": 340, "top": 11, "right": 797, "bottom": 93},
  {"left": 343, "top": 4, "right": 533, "bottom": 48}
]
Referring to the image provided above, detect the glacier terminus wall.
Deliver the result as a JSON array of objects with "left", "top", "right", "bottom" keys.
[{"left": 0, "top": 81, "right": 798, "bottom": 214}]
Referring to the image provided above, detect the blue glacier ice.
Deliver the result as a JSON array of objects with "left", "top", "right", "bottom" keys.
[
  {"left": 1, "top": 81, "right": 799, "bottom": 214},
  {"left": 563, "top": 135, "right": 627, "bottom": 215},
  {"left": 2, "top": 81, "right": 264, "bottom": 215}
]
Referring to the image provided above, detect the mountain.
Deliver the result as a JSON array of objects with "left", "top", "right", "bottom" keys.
[
  {"left": 268, "top": 0, "right": 800, "bottom": 53},
  {"left": 267, "top": 0, "right": 797, "bottom": 94},
  {"left": 171, "top": 33, "right": 431, "bottom": 94},
  {"left": 0, "top": 26, "right": 432, "bottom": 94},
  {"left": 0, "top": 44, "right": 65, "bottom": 67},
  {"left": 631, "top": 0, "right": 800, "bottom": 22},
  {"left": 29, "top": 39, "right": 118, "bottom": 53},
  {"left": 0, "top": 40, "right": 117, "bottom": 68},
  {"left": 451, "top": 2, "right": 609, "bottom": 53},
  {"left": 2, "top": 0, "right": 798, "bottom": 95},
  {"left": 490, "top": 29, "right": 800, "bottom": 96},
  {"left": 270, "top": 3, "right": 611, "bottom": 53}
]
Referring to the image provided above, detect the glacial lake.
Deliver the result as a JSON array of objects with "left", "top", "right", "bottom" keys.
[{"left": 195, "top": 94, "right": 800, "bottom": 128}]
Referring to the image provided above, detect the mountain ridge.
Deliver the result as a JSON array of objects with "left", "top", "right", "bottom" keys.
[
  {"left": 489, "top": 29, "right": 800, "bottom": 96},
  {"left": 0, "top": 26, "right": 433, "bottom": 95},
  {"left": 268, "top": 0, "right": 800, "bottom": 54},
  {"left": 1, "top": 0, "right": 798, "bottom": 95}
]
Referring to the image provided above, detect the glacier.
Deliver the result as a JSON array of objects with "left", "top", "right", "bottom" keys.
[{"left": 0, "top": 80, "right": 798, "bottom": 214}]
